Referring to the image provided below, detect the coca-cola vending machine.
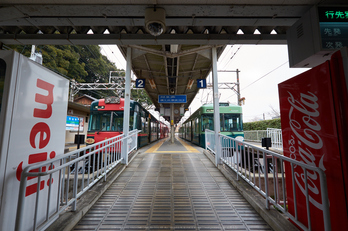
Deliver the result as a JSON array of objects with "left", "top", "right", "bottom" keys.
[{"left": 279, "top": 48, "right": 348, "bottom": 230}]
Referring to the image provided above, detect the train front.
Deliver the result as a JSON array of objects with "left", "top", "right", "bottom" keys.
[{"left": 86, "top": 96, "right": 126, "bottom": 145}]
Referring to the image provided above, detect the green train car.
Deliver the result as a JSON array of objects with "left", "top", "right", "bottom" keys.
[{"left": 179, "top": 103, "right": 243, "bottom": 148}]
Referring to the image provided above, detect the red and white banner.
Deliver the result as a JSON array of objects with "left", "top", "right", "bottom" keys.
[
  {"left": 0, "top": 51, "right": 69, "bottom": 231},
  {"left": 279, "top": 49, "right": 348, "bottom": 230}
]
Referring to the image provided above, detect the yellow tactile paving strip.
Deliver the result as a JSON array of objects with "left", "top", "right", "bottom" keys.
[
  {"left": 145, "top": 137, "right": 199, "bottom": 153},
  {"left": 176, "top": 137, "right": 199, "bottom": 152},
  {"left": 145, "top": 138, "right": 169, "bottom": 153}
]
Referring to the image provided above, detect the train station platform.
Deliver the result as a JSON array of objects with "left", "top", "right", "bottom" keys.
[{"left": 48, "top": 137, "right": 296, "bottom": 231}]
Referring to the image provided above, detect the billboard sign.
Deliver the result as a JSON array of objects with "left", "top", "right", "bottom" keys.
[
  {"left": 66, "top": 116, "right": 84, "bottom": 131},
  {"left": 279, "top": 51, "right": 348, "bottom": 230},
  {"left": 0, "top": 51, "right": 69, "bottom": 231}
]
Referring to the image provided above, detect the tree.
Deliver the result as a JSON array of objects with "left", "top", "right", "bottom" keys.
[
  {"left": 250, "top": 116, "right": 262, "bottom": 122},
  {"left": 131, "top": 89, "right": 154, "bottom": 109},
  {"left": 7, "top": 44, "right": 155, "bottom": 104},
  {"left": 267, "top": 105, "right": 280, "bottom": 119}
]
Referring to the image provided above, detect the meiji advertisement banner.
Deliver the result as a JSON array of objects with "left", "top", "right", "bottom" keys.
[{"left": 0, "top": 51, "right": 69, "bottom": 231}]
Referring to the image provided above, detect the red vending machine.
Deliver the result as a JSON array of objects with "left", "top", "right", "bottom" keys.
[{"left": 279, "top": 48, "right": 348, "bottom": 230}]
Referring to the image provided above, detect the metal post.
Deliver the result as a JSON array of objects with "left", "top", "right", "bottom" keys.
[
  {"left": 171, "top": 103, "right": 174, "bottom": 143},
  {"left": 236, "top": 69, "right": 241, "bottom": 106},
  {"left": 77, "top": 117, "right": 80, "bottom": 150},
  {"left": 30, "top": 45, "right": 36, "bottom": 60},
  {"left": 212, "top": 47, "right": 221, "bottom": 165},
  {"left": 122, "top": 47, "right": 132, "bottom": 165},
  {"left": 69, "top": 80, "right": 75, "bottom": 102}
]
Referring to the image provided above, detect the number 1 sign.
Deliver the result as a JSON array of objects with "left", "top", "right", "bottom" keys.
[{"left": 197, "top": 79, "right": 206, "bottom": 88}]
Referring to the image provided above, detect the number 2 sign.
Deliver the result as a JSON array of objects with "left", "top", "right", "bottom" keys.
[{"left": 135, "top": 79, "right": 145, "bottom": 88}]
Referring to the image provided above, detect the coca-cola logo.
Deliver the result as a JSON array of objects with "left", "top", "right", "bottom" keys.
[{"left": 287, "top": 91, "right": 326, "bottom": 210}]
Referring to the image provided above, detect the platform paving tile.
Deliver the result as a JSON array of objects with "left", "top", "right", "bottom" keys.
[{"left": 73, "top": 144, "right": 272, "bottom": 231}]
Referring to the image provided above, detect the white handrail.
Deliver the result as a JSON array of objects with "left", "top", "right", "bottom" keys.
[
  {"left": 266, "top": 128, "right": 283, "bottom": 150},
  {"left": 206, "top": 130, "right": 331, "bottom": 231},
  {"left": 15, "top": 130, "right": 140, "bottom": 231}
]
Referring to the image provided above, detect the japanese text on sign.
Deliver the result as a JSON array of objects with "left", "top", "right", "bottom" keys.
[
  {"left": 318, "top": 7, "right": 348, "bottom": 22},
  {"left": 325, "top": 11, "right": 348, "bottom": 20},
  {"left": 158, "top": 95, "right": 187, "bottom": 103}
]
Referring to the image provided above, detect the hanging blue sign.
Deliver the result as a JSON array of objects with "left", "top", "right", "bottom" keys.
[
  {"left": 158, "top": 95, "right": 187, "bottom": 103},
  {"left": 197, "top": 79, "right": 207, "bottom": 88},
  {"left": 135, "top": 79, "right": 145, "bottom": 88}
]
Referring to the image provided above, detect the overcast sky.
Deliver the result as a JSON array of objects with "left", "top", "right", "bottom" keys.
[{"left": 100, "top": 44, "right": 310, "bottom": 123}]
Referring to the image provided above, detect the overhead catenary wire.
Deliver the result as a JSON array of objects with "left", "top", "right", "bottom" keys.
[
  {"left": 218, "top": 45, "right": 233, "bottom": 67},
  {"left": 220, "top": 60, "right": 289, "bottom": 102},
  {"left": 241, "top": 61, "right": 288, "bottom": 91},
  {"left": 221, "top": 45, "right": 242, "bottom": 70},
  {"left": 102, "top": 45, "right": 126, "bottom": 70}
]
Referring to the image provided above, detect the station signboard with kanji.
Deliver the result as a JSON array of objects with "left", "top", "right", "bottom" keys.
[
  {"left": 318, "top": 7, "right": 348, "bottom": 49},
  {"left": 158, "top": 95, "right": 187, "bottom": 103}
]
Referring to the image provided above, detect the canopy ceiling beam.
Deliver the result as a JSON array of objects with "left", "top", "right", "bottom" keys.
[{"left": 0, "top": 34, "right": 287, "bottom": 45}]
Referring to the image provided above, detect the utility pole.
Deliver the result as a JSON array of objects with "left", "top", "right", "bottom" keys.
[
  {"left": 236, "top": 69, "right": 241, "bottom": 106},
  {"left": 202, "top": 69, "right": 242, "bottom": 105}
]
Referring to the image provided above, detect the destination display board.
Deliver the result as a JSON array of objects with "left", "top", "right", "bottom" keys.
[
  {"left": 158, "top": 95, "right": 187, "bottom": 103},
  {"left": 318, "top": 7, "right": 348, "bottom": 49}
]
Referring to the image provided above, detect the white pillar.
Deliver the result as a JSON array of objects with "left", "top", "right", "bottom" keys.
[
  {"left": 122, "top": 47, "right": 132, "bottom": 165},
  {"left": 212, "top": 47, "right": 221, "bottom": 165},
  {"left": 171, "top": 103, "right": 174, "bottom": 143}
]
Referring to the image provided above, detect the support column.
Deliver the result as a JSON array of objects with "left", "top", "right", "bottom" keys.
[
  {"left": 236, "top": 69, "right": 241, "bottom": 106},
  {"left": 171, "top": 103, "right": 174, "bottom": 143},
  {"left": 122, "top": 47, "right": 132, "bottom": 165},
  {"left": 212, "top": 47, "right": 221, "bottom": 165}
]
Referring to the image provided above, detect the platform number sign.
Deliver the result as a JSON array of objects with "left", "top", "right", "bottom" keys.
[
  {"left": 197, "top": 79, "right": 206, "bottom": 88},
  {"left": 135, "top": 79, "right": 145, "bottom": 88}
]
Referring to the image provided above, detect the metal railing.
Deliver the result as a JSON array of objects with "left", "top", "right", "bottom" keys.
[
  {"left": 205, "top": 130, "right": 331, "bottom": 231},
  {"left": 244, "top": 129, "right": 283, "bottom": 151},
  {"left": 266, "top": 128, "right": 283, "bottom": 150},
  {"left": 15, "top": 130, "right": 140, "bottom": 231},
  {"left": 244, "top": 130, "right": 267, "bottom": 142},
  {"left": 205, "top": 129, "right": 216, "bottom": 154}
]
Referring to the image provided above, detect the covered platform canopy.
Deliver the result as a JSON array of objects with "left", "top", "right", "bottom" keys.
[{"left": 0, "top": 0, "right": 345, "bottom": 123}]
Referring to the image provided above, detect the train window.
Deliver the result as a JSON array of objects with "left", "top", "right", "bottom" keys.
[
  {"left": 129, "top": 112, "right": 134, "bottom": 130},
  {"left": 132, "top": 111, "right": 139, "bottom": 130},
  {"left": 222, "top": 113, "right": 243, "bottom": 131},
  {"left": 101, "top": 112, "right": 111, "bottom": 131},
  {"left": 0, "top": 59, "right": 6, "bottom": 113},
  {"left": 145, "top": 119, "right": 149, "bottom": 134},
  {"left": 201, "top": 114, "right": 213, "bottom": 131},
  {"left": 141, "top": 117, "right": 146, "bottom": 133},
  {"left": 220, "top": 114, "right": 224, "bottom": 131},
  {"left": 194, "top": 118, "right": 199, "bottom": 134},
  {"left": 89, "top": 111, "right": 126, "bottom": 132}
]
